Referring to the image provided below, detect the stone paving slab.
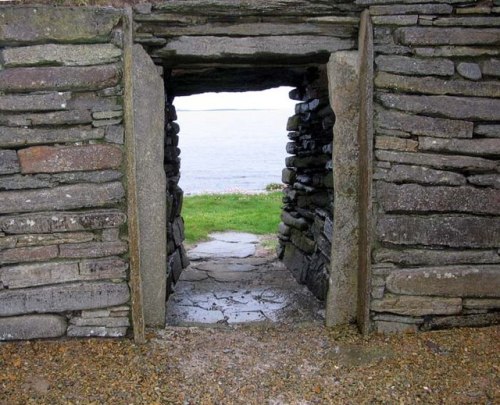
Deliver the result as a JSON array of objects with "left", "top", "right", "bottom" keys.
[{"left": 166, "top": 232, "right": 324, "bottom": 326}]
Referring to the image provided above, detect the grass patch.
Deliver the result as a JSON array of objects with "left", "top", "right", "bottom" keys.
[{"left": 182, "top": 192, "right": 282, "bottom": 244}]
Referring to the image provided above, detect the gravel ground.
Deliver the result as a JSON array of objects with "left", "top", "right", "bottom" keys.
[{"left": 0, "top": 323, "right": 498, "bottom": 404}]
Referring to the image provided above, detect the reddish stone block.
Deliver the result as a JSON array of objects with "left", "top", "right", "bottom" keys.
[
  {"left": 0, "top": 245, "right": 59, "bottom": 265},
  {"left": 18, "top": 144, "right": 122, "bottom": 174}
]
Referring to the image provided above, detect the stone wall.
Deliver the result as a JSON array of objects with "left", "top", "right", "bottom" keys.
[
  {"left": 0, "top": 7, "right": 131, "bottom": 340},
  {"left": 362, "top": 0, "right": 500, "bottom": 333},
  {"left": 278, "top": 68, "right": 335, "bottom": 301}
]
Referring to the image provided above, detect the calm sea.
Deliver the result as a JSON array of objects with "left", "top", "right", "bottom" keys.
[{"left": 177, "top": 109, "right": 292, "bottom": 195}]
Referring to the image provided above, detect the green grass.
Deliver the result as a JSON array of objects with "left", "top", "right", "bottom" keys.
[{"left": 182, "top": 192, "right": 283, "bottom": 244}]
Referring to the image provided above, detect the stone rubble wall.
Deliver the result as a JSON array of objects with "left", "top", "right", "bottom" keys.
[
  {"left": 278, "top": 68, "right": 335, "bottom": 301},
  {"left": 0, "top": 7, "right": 131, "bottom": 340},
  {"left": 362, "top": 0, "right": 500, "bottom": 333}
]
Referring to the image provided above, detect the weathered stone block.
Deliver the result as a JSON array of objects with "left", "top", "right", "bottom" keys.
[
  {"left": 421, "top": 313, "right": 500, "bottom": 331},
  {"left": 482, "top": 58, "right": 500, "bottom": 77},
  {"left": 0, "top": 7, "right": 121, "bottom": 44},
  {"left": 79, "top": 257, "right": 128, "bottom": 279},
  {"left": 457, "top": 62, "right": 482, "bottom": 80},
  {"left": 18, "top": 145, "right": 122, "bottom": 174},
  {"left": 372, "top": 15, "right": 418, "bottom": 26},
  {"left": 282, "top": 168, "right": 296, "bottom": 184},
  {"left": 376, "top": 109, "right": 472, "bottom": 138},
  {"left": 386, "top": 266, "right": 500, "bottom": 297},
  {"left": 380, "top": 164, "right": 466, "bottom": 186},
  {"left": 67, "top": 325, "right": 127, "bottom": 337},
  {"left": 375, "top": 150, "right": 497, "bottom": 172},
  {"left": 0, "top": 245, "right": 58, "bottom": 265},
  {"left": 377, "top": 215, "right": 500, "bottom": 248},
  {"left": 375, "top": 136, "right": 418, "bottom": 152},
  {"left": 0, "top": 65, "right": 121, "bottom": 93},
  {"left": 102, "top": 228, "right": 120, "bottom": 242},
  {"left": 370, "top": 4, "right": 452, "bottom": 15},
  {"left": 0, "top": 281, "right": 130, "bottom": 316},
  {"left": 463, "top": 298, "right": 500, "bottom": 310},
  {"left": 285, "top": 155, "right": 329, "bottom": 168},
  {"left": 0, "top": 150, "right": 19, "bottom": 175},
  {"left": 419, "top": 137, "right": 500, "bottom": 157},
  {"left": 475, "top": 124, "right": 500, "bottom": 138},
  {"left": 375, "top": 55, "right": 453, "bottom": 76},
  {"left": 378, "top": 94, "right": 500, "bottom": 121},
  {"left": 377, "top": 183, "right": 500, "bottom": 215},
  {"left": 0, "top": 127, "right": 104, "bottom": 148},
  {"left": 396, "top": 27, "right": 500, "bottom": 45},
  {"left": 282, "top": 242, "right": 309, "bottom": 284},
  {"left": 374, "top": 321, "right": 418, "bottom": 334},
  {"left": 467, "top": 174, "right": 500, "bottom": 189},
  {"left": 69, "top": 316, "right": 129, "bottom": 327},
  {"left": 59, "top": 241, "right": 127, "bottom": 259},
  {"left": 374, "top": 248, "right": 500, "bottom": 266},
  {"left": 415, "top": 46, "right": 500, "bottom": 58},
  {"left": 13, "top": 232, "right": 95, "bottom": 247},
  {"left": 0, "top": 92, "right": 70, "bottom": 112},
  {"left": 0, "top": 182, "right": 124, "bottom": 214},
  {"left": 290, "top": 228, "right": 315, "bottom": 254},
  {"left": 52, "top": 170, "right": 123, "bottom": 185},
  {"left": 105, "top": 126, "right": 124, "bottom": 144},
  {"left": 0, "top": 261, "right": 79, "bottom": 289},
  {"left": 1, "top": 110, "right": 92, "bottom": 127},
  {"left": 371, "top": 294, "right": 462, "bottom": 316},
  {"left": 0, "top": 315, "right": 67, "bottom": 341},
  {"left": 0, "top": 174, "right": 52, "bottom": 191},
  {"left": 375, "top": 73, "right": 500, "bottom": 98},
  {"left": 0, "top": 209, "right": 126, "bottom": 234},
  {"left": 2, "top": 44, "right": 122, "bottom": 67}
]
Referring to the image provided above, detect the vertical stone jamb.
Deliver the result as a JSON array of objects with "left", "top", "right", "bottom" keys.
[
  {"left": 123, "top": 7, "right": 145, "bottom": 343},
  {"left": 357, "top": 10, "right": 374, "bottom": 335},
  {"left": 325, "top": 52, "right": 360, "bottom": 326}
]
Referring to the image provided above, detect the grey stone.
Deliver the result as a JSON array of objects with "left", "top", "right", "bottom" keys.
[
  {"left": 376, "top": 108, "right": 473, "bottom": 138},
  {"left": 0, "top": 281, "right": 130, "bottom": 316},
  {"left": 154, "top": 36, "right": 354, "bottom": 63},
  {"left": 0, "top": 64, "right": 121, "bottom": 93},
  {"left": 13, "top": 232, "right": 95, "bottom": 247},
  {"left": 0, "top": 7, "right": 121, "bottom": 44},
  {"left": 371, "top": 294, "right": 462, "bottom": 316},
  {"left": 372, "top": 15, "right": 418, "bottom": 26},
  {"left": 377, "top": 183, "right": 500, "bottom": 215},
  {"left": 0, "top": 209, "right": 126, "bottom": 234},
  {"left": 375, "top": 72, "right": 500, "bottom": 98},
  {"left": 380, "top": 164, "right": 466, "bottom": 186},
  {"left": 467, "top": 174, "right": 500, "bottom": 189},
  {"left": 374, "top": 321, "right": 418, "bottom": 334},
  {"left": 282, "top": 168, "right": 296, "bottom": 184},
  {"left": 59, "top": 241, "right": 128, "bottom": 258},
  {"left": 457, "top": 62, "right": 482, "bottom": 80},
  {"left": 375, "top": 136, "right": 418, "bottom": 152},
  {"left": 482, "top": 58, "right": 500, "bottom": 77},
  {"left": 0, "top": 92, "right": 70, "bottom": 112},
  {"left": 102, "top": 228, "right": 120, "bottom": 241},
  {"left": 0, "top": 127, "right": 104, "bottom": 148},
  {"left": 2, "top": 44, "right": 121, "bottom": 67},
  {"left": 431, "top": 17, "right": 500, "bottom": 27},
  {"left": 370, "top": 4, "right": 452, "bottom": 15},
  {"left": 0, "top": 150, "right": 20, "bottom": 175},
  {"left": 374, "top": 248, "right": 500, "bottom": 266},
  {"left": 463, "top": 298, "right": 500, "bottom": 310},
  {"left": 396, "top": 27, "right": 500, "bottom": 45},
  {"left": 52, "top": 170, "right": 123, "bottom": 185},
  {"left": 211, "top": 232, "right": 259, "bottom": 244},
  {"left": 67, "top": 93, "right": 121, "bottom": 112},
  {"left": 375, "top": 150, "right": 497, "bottom": 172},
  {"left": 419, "top": 137, "right": 500, "bottom": 157},
  {"left": 290, "top": 228, "right": 316, "bottom": 254},
  {"left": 0, "top": 182, "right": 124, "bottom": 214},
  {"left": 421, "top": 313, "right": 500, "bottom": 331},
  {"left": 474, "top": 125, "right": 500, "bottom": 138},
  {"left": 281, "top": 211, "right": 308, "bottom": 230},
  {"left": 67, "top": 326, "right": 127, "bottom": 337},
  {"left": 386, "top": 266, "right": 500, "bottom": 297},
  {"left": 0, "top": 245, "right": 59, "bottom": 265},
  {"left": 92, "top": 118, "right": 122, "bottom": 127},
  {"left": 0, "top": 174, "right": 53, "bottom": 191},
  {"left": 0, "top": 261, "right": 79, "bottom": 289},
  {"left": 375, "top": 55, "right": 453, "bottom": 76},
  {"left": 189, "top": 240, "right": 255, "bottom": 260},
  {"left": 0, "top": 315, "right": 67, "bottom": 341},
  {"left": 415, "top": 46, "right": 500, "bottom": 58},
  {"left": 282, "top": 242, "right": 309, "bottom": 284},
  {"left": 105, "top": 126, "right": 125, "bottom": 144},
  {"left": 0, "top": 110, "right": 93, "bottom": 127},
  {"left": 377, "top": 215, "right": 500, "bottom": 248},
  {"left": 92, "top": 110, "right": 123, "bottom": 120},
  {"left": 69, "top": 316, "right": 129, "bottom": 327}
]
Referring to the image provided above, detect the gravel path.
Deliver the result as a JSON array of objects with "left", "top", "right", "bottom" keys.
[{"left": 1, "top": 324, "right": 498, "bottom": 404}]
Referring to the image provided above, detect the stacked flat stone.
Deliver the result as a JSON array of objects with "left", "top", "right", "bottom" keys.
[
  {"left": 363, "top": 0, "right": 500, "bottom": 333},
  {"left": 0, "top": 8, "right": 130, "bottom": 340},
  {"left": 278, "top": 68, "right": 335, "bottom": 301},
  {"left": 164, "top": 102, "right": 189, "bottom": 292}
]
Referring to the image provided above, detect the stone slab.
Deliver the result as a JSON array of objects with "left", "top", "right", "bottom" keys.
[
  {"left": 0, "top": 245, "right": 58, "bottom": 265},
  {"left": 380, "top": 164, "right": 466, "bottom": 186},
  {"left": 374, "top": 248, "right": 500, "bottom": 266},
  {"left": 0, "top": 182, "right": 124, "bottom": 214},
  {"left": 475, "top": 125, "right": 500, "bottom": 138},
  {"left": 376, "top": 108, "right": 473, "bottom": 138},
  {"left": 378, "top": 94, "right": 500, "bottom": 121},
  {"left": 421, "top": 313, "right": 500, "bottom": 331},
  {"left": 0, "top": 209, "right": 126, "bottom": 234},
  {"left": 0, "top": 127, "right": 104, "bottom": 148},
  {"left": 377, "top": 215, "right": 500, "bottom": 248},
  {"left": 0, "top": 150, "right": 20, "bottom": 175},
  {"left": 375, "top": 55, "right": 453, "bottom": 76},
  {"left": 386, "top": 265, "right": 500, "bottom": 297},
  {"left": 67, "top": 326, "right": 127, "bottom": 337},
  {"left": 415, "top": 46, "right": 500, "bottom": 58},
  {"left": 0, "top": 110, "right": 92, "bottom": 127},
  {"left": 59, "top": 241, "right": 128, "bottom": 258},
  {"left": 370, "top": 4, "right": 452, "bottom": 15},
  {"left": 18, "top": 144, "right": 122, "bottom": 174},
  {"left": 0, "top": 64, "right": 121, "bottom": 93},
  {"left": 0, "top": 92, "right": 70, "bottom": 112},
  {"left": 468, "top": 174, "right": 500, "bottom": 189},
  {"left": 0, "top": 7, "right": 121, "bottom": 44},
  {"left": 9, "top": 232, "right": 95, "bottom": 247},
  {"left": 69, "top": 316, "right": 129, "bottom": 327},
  {"left": 189, "top": 240, "right": 256, "bottom": 260},
  {"left": 418, "top": 137, "right": 500, "bottom": 157},
  {"left": 396, "top": 27, "right": 500, "bottom": 45},
  {"left": 463, "top": 298, "right": 500, "bottom": 310},
  {"left": 0, "top": 261, "right": 79, "bottom": 289},
  {"left": 2, "top": 44, "right": 122, "bottom": 67},
  {"left": 0, "top": 281, "right": 130, "bottom": 316},
  {"left": 377, "top": 183, "right": 500, "bottom": 215},
  {"left": 483, "top": 58, "right": 500, "bottom": 77},
  {"left": 371, "top": 294, "right": 462, "bottom": 316},
  {"left": 0, "top": 315, "right": 67, "bottom": 341},
  {"left": 210, "top": 232, "right": 259, "bottom": 244},
  {"left": 375, "top": 72, "right": 500, "bottom": 98}
]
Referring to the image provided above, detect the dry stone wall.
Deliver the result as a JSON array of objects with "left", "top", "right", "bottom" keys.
[
  {"left": 0, "top": 7, "right": 131, "bottom": 340},
  {"left": 361, "top": 0, "right": 500, "bottom": 333}
]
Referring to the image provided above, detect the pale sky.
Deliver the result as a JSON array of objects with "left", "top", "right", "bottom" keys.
[{"left": 175, "top": 86, "right": 295, "bottom": 111}]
